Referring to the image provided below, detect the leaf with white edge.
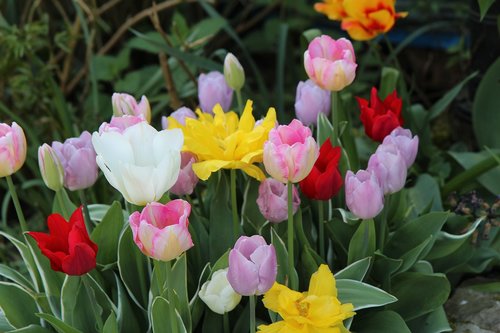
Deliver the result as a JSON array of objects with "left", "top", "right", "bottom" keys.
[
  {"left": 348, "top": 219, "right": 375, "bottom": 265},
  {"left": 352, "top": 310, "right": 411, "bottom": 333},
  {"left": 102, "top": 312, "right": 119, "bottom": 333},
  {"left": 336, "top": 279, "right": 397, "bottom": 310},
  {"left": 335, "top": 257, "right": 372, "bottom": 281},
  {"left": 151, "top": 297, "right": 187, "bottom": 333},
  {"left": 7, "top": 324, "right": 53, "bottom": 332},
  {"left": 91, "top": 201, "right": 125, "bottom": 265},
  {"left": 0, "top": 282, "right": 39, "bottom": 329},
  {"left": 36, "top": 313, "right": 83, "bottom": 333},
  {"left": 407, "top": 306, "right": 452, "bottom": 333},
  {"left": 0, "top": 263, "right": 34, "bottom": 291},
  {"left": 333, "top": 208, "right": 360, "bottom": 225}
]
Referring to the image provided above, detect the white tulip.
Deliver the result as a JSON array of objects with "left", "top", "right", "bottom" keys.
[
  {"left": 92, "top": 122, "right": 183, "bottom": 205},
  {"left": 199, "top": 268, "right": 242, "bottom": 315}
]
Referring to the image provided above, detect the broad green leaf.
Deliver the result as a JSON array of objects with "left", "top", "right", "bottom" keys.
[
  {"left": 301, "top": 246, "right": 319, "bottom": 279},
  {"left": 407, "top": 306, "right": 451, "bottom": 333},
  {"left": 186, "top": 18, "right": 225, "bottom": 44},
  {"left": 88, "top": 204, "right": 110, "bottom": 222},
  {"left": 210, "top": 250, "right": 229, "bottom": 276},
  {"left": 170, "top": 255, "right": 191, "bottom": 332},
  {"left": 337, "top": 279, "right": 397, "bottom": 310},
  {"left": 387, "top": 272, "right": 450, "bottom": 320},
  {"left": 60, "top": 276, "right": 97, "bottom": 333},
  {"left": 397, "top": 237, "right": 432, "bottom": 273},
  {"left": 449, "top": 150, "right": 500, "bottom": 195},
  {"left": 372, "top": 251, "right": 403, "bottom": 289},
  {"left": 335, "top": 257, "right": 372, "bottom": 281},
  {"left": 102, "top": 313, "right": 118, "bottom": 333},
  {"left": 407, "top": 174, "right": 443, "bottom": 214},
  {"left": 91, "top": 201, "right": 125, "bottom": 265},
  {"left": 348, "top": 219, "right": 375, "bottom": 264},
  {"left": 0, "top": 282, "right": 39, "bottom": 328},
  {"left": 317, "top": 113, "right": 333, "bottom": 149},
  {"left": 151, "top": 297, "right": 187, "bottom": 333},
  {"left": 0, "top": 311, "right": 14, "bottom": 331},
  {"left": 7, "top": 324, "right": 53, "bottom": 332},
  {"left": 241, "top": 179, "right": 266, "bottom": 234},
  {"left": 412, "top": 260, "right": 434, "bottom": 274},
  {"left": 36, "top": 313, "right": 82, "bottom": 333},
  {"left": 114, "top": 274, "right": 144, "bottom": 333},
  {"left": 271, "top": 228, "right": 298, "bottom": 286},
  {"left": 0, "top": 263, "right": 34, "bottom": 291},
  {"left": 352, "top": 310, "right": 410, "bottom": 333},
  {"left": 477, "top": 0, "right": 497, "bottom": 20}
]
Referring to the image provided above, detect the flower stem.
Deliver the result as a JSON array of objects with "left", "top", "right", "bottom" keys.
[
  {"left": 5, "top": 176, "right": 27, "bottom": 233},
  {"left": 236, "top": 89, "right": 243, "bottom": 114},
  {"left": 318, "top": 200, "right": 325, "bottom": 259},
  {"left": 230, "top": 169, "right": 240, "bottom": 242},
  {"left": 165, "top": 260, "right": 178, "bottom": 333},
  {"left": 377, "top": 195, "right": 390, "bottom": 249},
  {"left": 249, "top": 295, "right": 256, "bottom": 333},
  {"left": 223, "top": 312, "right": 230, "bottom": 333},
  {"left": 78, "top": 190, "right": 93, "bottom": 233},
  {"left": 55, "top": 189, "right": 69, "bottom": 219},
  {"left": 287, "top": 181, "right": 297, "bottom": 290},
  {"left": 331, "top": 91, "right": 340, "bottom": 146}
]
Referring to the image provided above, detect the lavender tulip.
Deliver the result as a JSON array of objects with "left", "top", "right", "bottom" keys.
[
  {"left": 227, "top": 235, "right": 277, "bottom": 296},
  {"left": 345, "top": 170, "right": 384, "bottom": 219},
  {"left": 294, "top": 80, "right": 331, "bottom": 126},
  {"left": 256, "top": 178, "right": 300, "bottom": 223},
  {"left": 198, "top": 71, "right": 233, "bottom": 114},
  {"left": 99, "top": 115, "right": 145, "bottom": 134},
  {"left": 382, "top": 127, "right": 419, "bottom": 168},
  {"left": 161, "top": 107, "right": 196, "bottom": 129},
  {"left": 367, "top": 143, "right": 407, "bottom": 195},
  {"left": 170, "top": 152, "right": 199, "bottom": 196}
]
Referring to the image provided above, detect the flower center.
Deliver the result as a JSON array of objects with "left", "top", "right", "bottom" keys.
[{"left": 295, "top": 299, "right": 310, "bottom": 317}]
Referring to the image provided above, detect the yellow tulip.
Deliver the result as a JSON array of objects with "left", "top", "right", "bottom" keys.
[
  {"left": 314, "top": 0, "right": 347, "bottom": 21},
  {"left": 167, "top": 100, "right": 276, "bottom": 181},
  {"left": 258, "top": 265, "right": 355, "bottom": 333}
]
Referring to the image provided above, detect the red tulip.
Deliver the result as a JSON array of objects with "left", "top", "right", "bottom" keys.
[
  {"left": 357, "top": 87, "right": 403, "bottom": 142},
  {"left": 299, "top": 139, "right": 343, "bottom": 201},
  {"left": 28, "top": 207, "right": 97, "bottom": 275}
]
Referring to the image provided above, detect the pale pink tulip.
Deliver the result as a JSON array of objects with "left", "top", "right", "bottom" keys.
[
  {"left": 198, "top": 71, "right": 233, "bottom": 114},
  {"left": 98, "top": 115, "right": 145, "bottom": 134},
  {"left": 112, "top": 93, "right": 151, "bottom": 122},
  {"left": 294, "top": 79, "right": 331, "bottom": 126},
  {"left": 368, "top": 143, "right": 407, "bottom": 195},
  {"left": 256, "top": 178, "right": 300, "bottom": 223},
  {"left": 0, "top": 122, "right": 27, "bottom": 178},
  {"left": 382, "top": 127, "right": 419, "bottom": 168},
  {"left": 345, "top": 170, "right": 384, "bottom": 220},
  {"left": 170, "top": 152, "right": 199, "bottom": 196}
]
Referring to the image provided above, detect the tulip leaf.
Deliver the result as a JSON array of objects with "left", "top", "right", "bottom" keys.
[
  {"left": 379, "top": 67, "right": 400, "bottom": 99},
  {"left": 170, "top": 255, "right": 191, "bottom": 333},
  {"left": 336, "top": 279, "right": 398, "bottom": 311},
  {"left": 407, "top": 174, "right": 443, "bottom": 215},
  {"left": 241, "top": 179, "right": 267, "bottom": 234},
  {"left": 271, "top": 228, "right": 298, "bottom": 287},
  {"left": 397, "top": 236, "right": 433, "bottom": 273},
  {"left": 36, "top": 313, "right": 83, "bottom": 333},
  {"left": 0, "top": 263, "right": 34, "bottom": 291},
  {"left": 407, "top": 306, "right": 451, "bottom": 333},
  {"left": 317, "top": 113, "right": 333, "bottom": 147},
  {"left": 91, "top": 201, "right": 125, "bottom": 265},
  {"left": 335, "top": 257, "right": 372, "bottom": 281},
  {"left": 114, "top": 274, "right": 144, "bottom": 333},
  {"left": 210, "top": 250, "right": 229, "bottom": 276},
  {"left": 352, "top": 310, "right": 411, "bottom": 333},
  {"left": 348, "top": 219, "right": 376, "bottom": 265},
  {"left": 0, "top": 282, "right": 39, "bottom": 328},
  {"left": 51, "top": 189, "right": 76, "bottom": 219},
  {"left": 60, "top": 276, "right": 98, "bottom": 333},
  {"left": 102, "top": 313, "right": 118, "bottom": 333},
  {"left": 449, "top": 150, "right": 500, "bottom": 195},
  {"left": 151, "top": 296, "right": 187, "bottom": 333},
  {"left": 477, "top": 0, "right": 496, "bottom": 20},
  {"left": 7, "top": 324, "right": 54, "bottom": 332},
  {"left": 372, "top": 251, "right": 403, "bottom": 289}
]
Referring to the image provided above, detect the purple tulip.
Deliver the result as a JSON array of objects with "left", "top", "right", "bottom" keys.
[
  {"left": 170, "top": 152, "right": 199, "bottom": 196},
  {"left": 256, "top": 178, "right": 300, "bottom": 223},
  {"left": 367, "top": 143, "right": 407, "bottom": 195},
  {"left": 52, "top": 131, "right": 98, "bottom": 191},
  {"left": 345, "top": 170, "right": 384, "bottom": 219},
  {"left": 98, "top": 115, "right": 145, "bottom": 134},
  {"left": 294, "top": 80, "right": 331, "bottom": 126},
  {"left": 382, "top": 127, "right": 419, "bottom": 168},
  {"left": 198, "top": 71, "right": 233, "bottom": 114},
  {"left": 162, "top": 107, "right": 197, "bottom": 129},
  {"left": 227, "top": 235, "right": 277, "bottom": 296}
]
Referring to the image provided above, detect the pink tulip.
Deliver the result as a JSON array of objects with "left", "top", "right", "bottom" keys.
[
  {"left": 129, "top": 200, "right": 193, "bottom": 262},
  {"left": 51, "top": 131, "right": 98, "bottom": 191},
  {"left": 227, "top": 235, "right": 277, "bottom": 296},
  {"left": 294, "top": 79, "right": 331, "bottom": 126},
  {"left": 256, "top": 178, "right": 300, "bottom": 223},
  {"left": 0, "top": 122, "right": 27, "bottom": 178},
  {"left": 112, "top": 93, "right": 151, "bottom": 123},
  {"left": 304, "top": 35, "right": 357, "bottom": 91},
  {"left": 345, "top": 170, "right": 384, "bottom": 220},
  {"left": 198, "top": 71, "right": 233, "bottom": 114},
  {"left": 368, "top": 143, "right": 407, "bottom": 195},
  {"left": 98, "top": 115, "right": 145, "bottom": 134},
  {"left": 263, "top": 119, "right": 319, "bottom": 183},
  {"left": 382, "top": 127, "right": 419, "bottom": 168},
  {"left": 170, "top": 152, "right": 199, "bottom": 196},
  {"left": 161, "top": 107, "right": 196, "bottom": 129}
]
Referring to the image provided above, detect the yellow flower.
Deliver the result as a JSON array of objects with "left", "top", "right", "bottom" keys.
[
  {"left": 258, "top": 265, "right": 355, "bottom": 333},
  {"left": 314, "top": 0, "right": 347, "bottom": 21},
  {"left": 167, "top": 100, "right": 276, "bottom": 181}
]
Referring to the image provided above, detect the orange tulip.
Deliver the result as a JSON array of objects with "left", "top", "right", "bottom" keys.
[{"left": 314, "top": 0, "right": 347, "bottom": 21}]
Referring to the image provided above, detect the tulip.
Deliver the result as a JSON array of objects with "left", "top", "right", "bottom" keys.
[
  {"left": 304, "top": 35, "right": 357, "bottom": 91},
  {"left": 92, "top": 121, "right": 183, "bottom": 205},
  {"left": 198, "top": 71, "right": 233, "bottom": 114},
  {"left": 357, "top": 87, "right": 403, "bottom": 142},
  {"left": 367, "top": 144, "right": 407, "bottom": 195},
  {"left": 224, "top": 53, "right": 245, "bottom": 91},
  {"left": 294, "top": 80, "right": 331, "bottom": 126},
  {"left": 256, "top": 178, "right": 300, "bottom": 223},
  {"left": 345, "top": 170, "right": 384, "bottom": 219},
  {"left": 99, "top": 115, "right": 145, "bottom": 134},
  {"left": 299, "top": 139, "right": 343, "bottom": 200},
  {"left": 199, "top": 268, "right": 242, "bottom": 314},
  {"left": 51, "top": 131, "right": 98, "bottom": 191},
  {"left": 314, "top": 0, "right": 347, "bottom": 20},
  {"left": 0, "top": 122, "right": 27, "bottom": 178},
  {"left": 263, "top": 119, "right": 319, "bottom": 184},
  {"left": 129, "top": 200, "right": 193, "bottom": 262},
  {"left": 170, "top": 152, "right": 199, "bottom": 196},
  {"left": 38, "top": 144, "right": 64, "bottom": 191},
  {"left": 161, "top": 107, "right": 196, "bottom": 130},
  {"left": 227, "top": 235, "right": 277, "bottom": 296},
  {"left": 28, "top": 206, "right": 98, "bottom": 275},
  {"left": 112, "top": 93, "right": 151, "bottom": 123},
  {"left": 383, "top": 127, "right": 419, "bottom": 168}
]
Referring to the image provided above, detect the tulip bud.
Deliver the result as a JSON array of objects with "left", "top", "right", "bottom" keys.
[
  {"left": 38, "top": 144, "right": 64, "bottom": 191},
  {"left": 256, "top": 178, "right": 300, "bottom": 223},
  {"left": 345, "top": 170, "right": 384, "bottom": 220},
  {"left": 161, "top": 107, "right": 197, "bottom": 129},
  {"left": 198, "top": 71, "right": 233, "bottom": 114},
  {"left": 199, "top": 268, "right": 242, "bottom": 314},
  {"left": 382, "top": 127, "right": 419, "bottom": 168},
  {"left": 227, "top": 235, "right": 277, "bottom": 296},
  {"left": 0, "top": 122, "right": 27, "bottom": 178},
  {"left": 224, "top": 53, "right": 245, "bottom": 91},
  {"left": 294, "top": 80, "right": 331, "bottom": 126},
  {"left": 367, "top": 143, "right": 407, "bottom": 195},
  {"left": 99, "top": 115, "right": 145, "bottom": 134},
  {"left": 170, "top": 152, "right": 199, "bottom": 196},
  {"left": 112, "top": 93, "right": 151, "bottom": 123}
]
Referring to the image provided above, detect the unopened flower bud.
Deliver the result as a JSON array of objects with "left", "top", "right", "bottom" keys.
[
  {"left": 224, "top": 53, "right": 245, "bottom": 91},
  {"left": 38, "top": 144, "right": 64, "bottom": 191}
]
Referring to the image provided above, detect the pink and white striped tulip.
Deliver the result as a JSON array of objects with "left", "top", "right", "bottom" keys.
[
  {"left": 129, "top": 200, "right": 193, "bottom": 262},
  {"left": 99, "top": 115, "right": 145, "bottom": 134},
  {"left": 304, "top": 35, "right": 357, "bottom": 91},
  {"left": 345, "top": 170, "right": 384, "bottom": 220},
  {"left": 0, "top": 122, "right": 27, "bottom": 178},
  {"left": 112, "top": 93, "right": 151, "bottom": 123},
  {"left": 382, "top": 127, "right": 419, "bottom": 168},
  {"left": 263, "top": 119, "right": 319, "bottom": 183}
]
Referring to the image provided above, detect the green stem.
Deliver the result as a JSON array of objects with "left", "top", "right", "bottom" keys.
[
  {"left": 287, "top": 181, "right": 297, "bottom": 290},
  {"left": 223, "top": 312, "right": 230, "bottom": 333},
  {"left": 318, "top": 200, "right": 325, "bottom": 259},
  {"left": 153, "top": 260, "right": 164, "bottom": 296},
  {"left": 249, "top": 295, "right": 256, "bottom": 333},
  {"left": 5, "top": 176, "right": 28, "bottom": 233},
  {"left": 236, "top": 89, "right": 243, "bottom": 114},
  {"left": 331, "top": 91, "right": 340, "bottom": 146},
  {"left": 55, "top": 190, "right": 69, "bottom": 219},
  {"left": 230, "top": 169, "right": 240, "bottom": 242},
  {"left": 78, "top": 190, "right": 93, "bottom": 233},
  {"left": 377, "top": 196, "right": 390, "bottom": 249},
  {"left": 165, "top": 260, "right": 178, "bottom": 333}
]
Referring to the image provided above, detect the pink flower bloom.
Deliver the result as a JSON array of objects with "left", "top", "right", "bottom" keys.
[
  {"left": 198, "top": 71, "right": 233, "bottom": 114},
  {"left": 112, "top": 93, "right": 151, "bottom": 123},
  {"left": 368, "top": 143, "right": 407, "bottom": 195},
  {"left": 161, "top": 107, "right": 197, "bottom": 129},
  {"left": 294, "top": 79, "right": 331, "bottom": 126},
  {"left": 52, "top": 131, "right": 98, "bottom": 191},
  {"left": 382, "top": 127, "right": 419, "bottom": 168},
  {"left": 256, "top": 178, "right": 300, "bottom": 223},
  {"left": 129, "top": 200, "right": 193, "bottom": 262},
  {"left": 98, "top": 115, "right": 145, "bottom": 134},
  {"left": 345, "top": 170, "right": 384, "bottom": 220},
  {"left": 263, "top": 119, "right": 319, "bottom": 183},
  {"left": 304, "top": 35, "right": 357, "bottom": 91},
  {"left": 227, "top": 235, "right": 277, "bottom": 296},
  {"left": 0, "top": 122, "right": 27, "bottom": 178},
  {"left": 170, "top": 152, "right": 199, "bottom": 196}
]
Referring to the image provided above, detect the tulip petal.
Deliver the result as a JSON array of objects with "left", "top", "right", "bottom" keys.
[
  {"left": 227, "top": 249, "right": 259, "bottom": 296},
  {"left": 62, "top": 242, "right": 97, "bottom": 276}
]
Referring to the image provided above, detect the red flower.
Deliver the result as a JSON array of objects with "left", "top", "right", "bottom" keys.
[
  {"left": 28, "top": 207, "right": 97, "bottom": 275},
  {"left": 299, "top": 139, "right": 343, "bottom": 200},
  {"left": 357, "top": 87, "right": 403, "bottom": 142}
]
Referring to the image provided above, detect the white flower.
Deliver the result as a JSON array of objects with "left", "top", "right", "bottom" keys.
[
  {"left": 92, "top": 122, "right": 183, "bottom": 205},
  {"left": 199, "top": 268, "right": 242, "bottom": 314}
]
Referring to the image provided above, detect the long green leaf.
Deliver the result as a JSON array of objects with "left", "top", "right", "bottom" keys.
[{"left": 337, "top": 279, "right": 397, "bottom": 310}]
